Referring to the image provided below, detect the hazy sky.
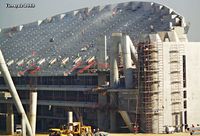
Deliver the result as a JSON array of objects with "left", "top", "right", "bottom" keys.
[{"left": 0, "top": 0, "right": 199, "bottom": 41}]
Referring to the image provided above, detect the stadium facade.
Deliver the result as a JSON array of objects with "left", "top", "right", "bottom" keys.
[{"left": 0, "top": 1, "right": 200, "bottom": 135}]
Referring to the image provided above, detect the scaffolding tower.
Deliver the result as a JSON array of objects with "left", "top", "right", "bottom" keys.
[{"left": 139, "top": 41, "right": 164, "bottom": 133}]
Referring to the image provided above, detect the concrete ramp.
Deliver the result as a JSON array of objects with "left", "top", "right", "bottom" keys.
[{"left": 118, "top": 111, "right": 133, "bottom": 132}]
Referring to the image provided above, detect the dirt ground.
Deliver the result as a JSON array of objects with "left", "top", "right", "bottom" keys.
[
  {"left": 33, "top": 132, "right": 191, "bottom": 136},
  {"left": 109, "top": 133, "right": 190, "bottom": 136},
  {"left": 0, "top": 132, "right": 191, "bottom": 136}
]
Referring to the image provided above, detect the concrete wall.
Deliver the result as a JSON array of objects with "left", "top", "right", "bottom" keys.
[
  {"left": 162, "top": 42, "right": 172, "bottom": 126},
  {"left": 162, "top": 42, "right": 200, "bottom": 128},
  {"left": 161, "top": 42, "right": 180, "bottom": 127},
  {"left": 185, "top": 42, "right": 200, "bottom": 126},
  {"left": 162, "top": 42, "right": 184, "bottom": 128}
]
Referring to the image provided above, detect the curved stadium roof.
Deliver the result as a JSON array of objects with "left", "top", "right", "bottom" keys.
[{"left": 0, "top": 1, "right": 185, "bottom": 76}]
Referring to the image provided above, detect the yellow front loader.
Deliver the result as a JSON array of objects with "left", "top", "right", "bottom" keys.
[{"left": 49, "top": 122, "right": 93, "bottom": 136}]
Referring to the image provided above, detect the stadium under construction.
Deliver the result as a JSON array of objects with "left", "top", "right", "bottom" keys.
[{"left": 0, "top": 1, "right": 200, "bottom": 135}]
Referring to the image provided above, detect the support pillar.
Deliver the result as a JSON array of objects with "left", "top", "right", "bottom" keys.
[
  {"left": 110, "top": 112, "right": 117, "bottom": 132},
  {"left": 0, "top": 50, "right": 33, "bottom": 136},
  {"left": 109, "top": 33, "right": 121, "bottom": 132},
  {"left": 22, "top": 114, "right": 26, "bottom": 136},
  {"left": 29, "top": 91, "right": 37, "bottom": 136},
  {"left": 68, "top": 111, "right": 73, "bottom": 136},
  {"left": 97, "top": 96, "right": 108, "bottom": 130},
  {"left": 110, "top": 93, "right": 118, "bottom": 132},
  {"left": 121, "top": 34, "right": 133, "bottom": 88},
  {"left": 6, "top": 103, "right": 14, "bottom": 135},
  {"left": 128, "top": 36, "right": 138, "bottom": 66},
  {"left": 110, "top": 33, "right": 120, "bottom": 88},
  {"left": 97, "top": 72, "right": 108, "bottom": 130},
  {"left": 97, "top": 35, "right": 108, "bottom": 70}
]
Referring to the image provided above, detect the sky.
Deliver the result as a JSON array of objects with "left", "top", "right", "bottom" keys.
[{"left": 0, "top": 0, "right": 199, "bottom": 41}]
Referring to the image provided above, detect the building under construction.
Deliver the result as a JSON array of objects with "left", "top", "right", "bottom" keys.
[{"left": 0, "top": 1, "right": 200, "bottom": 135}]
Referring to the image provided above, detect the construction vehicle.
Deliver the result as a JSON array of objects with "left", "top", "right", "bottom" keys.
[{"left": 49, "top": 122, "right": 93, "bottom": 136}]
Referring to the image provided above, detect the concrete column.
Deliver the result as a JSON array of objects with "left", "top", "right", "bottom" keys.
[
  {"left": 110, "top": 33, "right": 121, "bottom": 88},
  {"left": 110, "top": 111, "right": 117, "bottom": 132},
  {"left": 22, "top": 114, "right": 26, "bottom": 136},
  {"left": 109, "top": 33, "right": 121, "bottom": 132},
  {"left": 127, "top": 37, "right": 138, "bottom": 64},
  {"left": 97, "top": 36, "right": 108, "bottom": 70},
  {"left": 0, "top": 50, "right": 33, "bottom": 136},
  {"left": 6, "top": 103, "right": 14, "bottom": 135},
  {"left": 29, "top": 91, "right": 37, "bottom": 136},
  {"left": 68, "top": 111, "right": 73, "bottom": 131},
  {"left": 98, "top": 72, "right": 107, "bottom": 86},
  {"left": 97, "top": 97, "right": 108, "bottom": 130},
  {"left": 110, "top": 93, "right": 118, "bottom": 132},
  {"left": 97, "top": 72, "right": 108, "bottom": 130},
  {"left": 121, "top": 34, "right": 133, "bottom": 88}
]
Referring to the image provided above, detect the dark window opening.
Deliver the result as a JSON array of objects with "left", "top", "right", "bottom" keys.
[
  {"left": 184, "top": 111, "right": 187, "bottom": 125},
  {"left": 175, "top": 115, "right": 178, "bottom": 125},
  {"left": 183, "top": 90, "right": 187, "bottom": 98},
  {"left": 184, "top": 100, "right": 187, "bottom": 109},
  {"left": 183, "top": 55, "right": 186, "bottom": 88}
]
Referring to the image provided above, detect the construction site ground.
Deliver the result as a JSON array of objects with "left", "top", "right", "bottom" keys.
[
  {"left": 36, "top": 132, "right": 190, "bottom": 136},
  {"left": 0, "top": 132, "right": 191, "bottom": 136},
  {"left": 110, "top": 133, "right": 190, "bottom": 136}
]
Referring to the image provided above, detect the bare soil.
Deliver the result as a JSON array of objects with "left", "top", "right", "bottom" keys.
[
  {"left": 34, "top": 132, "right": 190, "bottom": 136},
  {"left": 110, "top": 133, "right": 190, "bottom": 136},
  {"left": 0, "top": 132, "right": 191, "bottom": 136}
]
